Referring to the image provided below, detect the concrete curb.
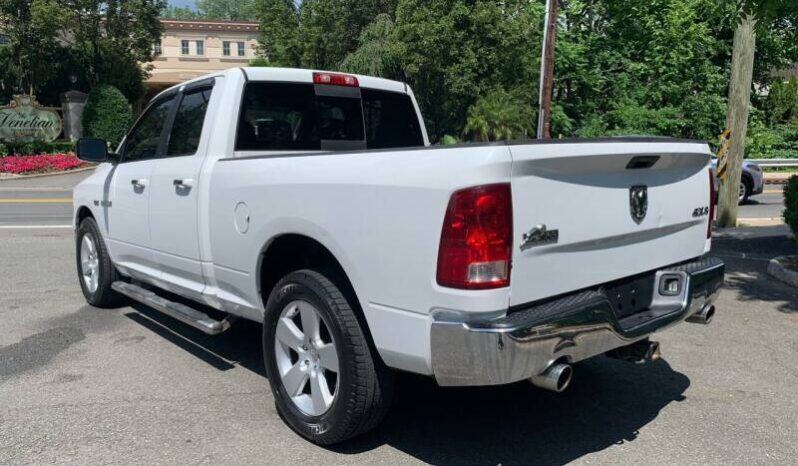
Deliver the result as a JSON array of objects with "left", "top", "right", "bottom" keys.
[
  {"left": 767, "top": 256, "right": 798, "bottom": 288},
  {"left": 0, "top": 166, "right": 95, "bottom": 182},
  {"left": 736, "top": 217, "right": 784, "bottom": 227}
]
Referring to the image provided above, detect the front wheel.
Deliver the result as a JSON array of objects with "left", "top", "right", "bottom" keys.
[
  {"left": 263, "top": 269, "right": 393, "bottom": 445},
  {"left": 76, "top": 217, "right": 124, "bottom": 308}
]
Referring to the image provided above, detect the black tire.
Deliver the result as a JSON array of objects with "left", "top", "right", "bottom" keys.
[
  {"left": 739, "top": 178, "right": 752, "bottom": 205},
  {"left": 263, "top": 269, "right": 393, "bottom": 445},
  {"left": 76, "top": 217, "right": 124, "bottom": 308}
]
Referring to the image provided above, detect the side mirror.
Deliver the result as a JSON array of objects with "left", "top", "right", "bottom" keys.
[{"left": 76, "top": 138, "right": 110, "bottom": 163}]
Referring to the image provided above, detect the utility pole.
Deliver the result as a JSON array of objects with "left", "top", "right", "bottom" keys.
[
  {"left": 537, "top": 0, "right": 558, "bottom": 139},
  {"left": 716, "top": 14, "right": 757, "bottom": 227}
]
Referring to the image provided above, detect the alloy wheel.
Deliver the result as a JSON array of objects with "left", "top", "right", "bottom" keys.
[
  {"left": 274, "top": 300, "right": 340, "bottom": 416},
  {"left": 80, "top": 234, "right": 100, "bottom": 293}
]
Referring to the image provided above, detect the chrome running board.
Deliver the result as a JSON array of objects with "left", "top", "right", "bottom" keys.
[{"left": 112, "top": 281, "right": 235, "bottom": 335}]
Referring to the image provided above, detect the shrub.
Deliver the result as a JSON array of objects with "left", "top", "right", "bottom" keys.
[
  {"left": 440, "top": 134, "right": 460, "bottom": 145},
  {"left": 248, "top": 57, "right": 270, "bottom": 67},
  {"left": 82, "top": 84, "right": 132, "bottom": 148},
  {"left": 4, "top": 139, "right": 75, "bottom": 155},
  {"left": 746, "top": 119, "right": 798, "bottom": 160},
  {"left": 765, "top": 77, "right": 798, "bottom": 126},
  {"left": 463, "top": 88, "right": 535, "bottom": 142},
  {"left": 785, "top": 175, "right": 798, "bottom": 238}
]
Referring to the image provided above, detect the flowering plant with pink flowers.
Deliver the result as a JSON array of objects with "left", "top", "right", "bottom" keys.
[{"left": 0, "top": 153, "right": 88, "bottom": 175}]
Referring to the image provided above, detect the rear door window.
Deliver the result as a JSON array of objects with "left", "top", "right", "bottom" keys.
[
  {"left": 166, "top": 87, "right": 212, "bottom": 157},
  {"left": 235, "top": 82, "right": 423, "bottom": 151}
]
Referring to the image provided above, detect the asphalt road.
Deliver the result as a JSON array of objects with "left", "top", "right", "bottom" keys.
[
  {"left": 738, "top": 188, "right": 786, "bottom": 220},
  {"left": 1, "top": 175, "right": 797, "bottom": 464},
  {"left": 0, "top": 171, "right": 90, "bottom": 227}
]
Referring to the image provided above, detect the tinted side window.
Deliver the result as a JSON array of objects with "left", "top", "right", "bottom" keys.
[
  {"left": 124, "top": 97, "right": 174, "bottom": 162},
  {"left": 362, "top": 89, "right": 424, "bottom": 149},
  {"left": 167, "top": 88, "right": 212, "bottom": 157},
  {"left": 236, "top": 83, "right": 364, "bottom": 151}
]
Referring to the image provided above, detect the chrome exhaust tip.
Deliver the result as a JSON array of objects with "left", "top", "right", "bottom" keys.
[
  {"left": 530, "top": 363, "right": 572, "bottom": 393},
  {"left": 686, "top": 304, "right": 715, "bottom": 325}
]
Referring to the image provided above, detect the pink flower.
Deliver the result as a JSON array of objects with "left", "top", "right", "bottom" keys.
[{"left": 0, "top": 153, "right": 88, "bottom": 175}]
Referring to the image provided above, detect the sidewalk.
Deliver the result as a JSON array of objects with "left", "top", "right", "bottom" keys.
[
  {"left": 764, "top": 172, "right": 796, "bottom": 184},
  {"left": 0, "top": 169, "right": 93, "bottom": 191}
]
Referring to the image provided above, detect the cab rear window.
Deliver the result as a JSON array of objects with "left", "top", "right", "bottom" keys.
[
  {"left": 362, "top": 88, "right": 424, "bottom": 149},
  {"left": 235, "top": 82, "right": 423, "bottom": 151}
]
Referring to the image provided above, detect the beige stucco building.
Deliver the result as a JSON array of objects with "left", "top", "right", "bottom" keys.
[{"left": 144, "top": 18, "right": 259, "bottom": 99}]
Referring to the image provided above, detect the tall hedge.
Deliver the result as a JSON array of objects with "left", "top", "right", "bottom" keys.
[
  {"left": 785, "top": 175, "right": 798, "bottom": 238},
  {"left": 82, "top": 84, "right": 132, "bottom": 148}
]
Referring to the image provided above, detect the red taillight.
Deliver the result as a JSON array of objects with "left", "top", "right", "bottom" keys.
[
  {"left": 708, "top": 168, "right": 715, "bottom": 238},
  {"left": 437, "top": 184, "right": 512, "bottom": 289},
  {"left": 313, "top": 72, "right": 359, "bottom": 87}
]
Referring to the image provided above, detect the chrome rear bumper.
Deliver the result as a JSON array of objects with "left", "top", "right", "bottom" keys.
[{"left": 430, "top": 256, "right": 724, "bottom": 386}]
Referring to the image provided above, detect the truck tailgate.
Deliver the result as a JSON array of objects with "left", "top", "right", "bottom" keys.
[{"left": 508, "top": 140, "right": 712, "bottom": 307}]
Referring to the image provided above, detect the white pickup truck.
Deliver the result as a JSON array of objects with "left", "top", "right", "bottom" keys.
[{"left": 73, "top": 67, "right": 724, "bottom": 445}]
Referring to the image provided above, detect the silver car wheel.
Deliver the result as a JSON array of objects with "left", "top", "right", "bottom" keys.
[
  {"left": 274, "top": 300, "right": 339, "bottom": 416},
  {"left": 80, "top": 234, "right": 100, "bottom": 294},
  {"left": 739, "top": 182, "right": 747, "bottom": 202}
]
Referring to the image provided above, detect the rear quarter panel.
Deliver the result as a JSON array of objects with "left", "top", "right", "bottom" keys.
[{"left": 207, "top": 145, "right": 513, "bottom": 374}]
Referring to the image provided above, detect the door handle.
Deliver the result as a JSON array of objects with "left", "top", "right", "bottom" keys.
[
  {"left": 131, "top": 179, "right": 148, "bottom": 189},
  {"left": 173, "top": 178, "right": 195, "bottom": 189}
]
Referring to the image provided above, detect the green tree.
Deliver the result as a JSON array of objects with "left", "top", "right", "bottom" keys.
[
  {"left": 297, "top": 0, "right": 382, "bottom": 70},
  {"left": 163, "top": 5, "right": 200, "bottom": 18},
  {"left": 256, "top": 0, "right": 301, "bottom": 67},
  {"left": 82, "top": 84, "right": 133, "bottom": 147},
  {"left": 195, "top": 0, "right": 257, "bottom": 20},
  {"left": 253, "top": 0, "right": 798, "bottom": 146},
  {"left": 60, "top": 0, "right": 166, "bottom": 102},
  {"left": 340, "top": 13, "right": 401, "bottom": 77},
  {"left": 391, "top": 0, "right": 544, "bottom": 139},
  {"left": 553, "top": 0, "right": 731, "bottom": 141},
  {"left": 163, "top": 0, "right": 257, "bottom": 20},
  {"left": 0, "top": 0, "right": 67, "bottom": 96}
]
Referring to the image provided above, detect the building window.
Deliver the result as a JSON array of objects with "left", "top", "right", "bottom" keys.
[
  {"left": 181, "top": 40, "right": 189, "bottom": 55},
  {"left": 222, "top": 41, "right": 231, "bottom": 57},
  {"left": 196, "top": 40, "right": 204, "bottom": 56},
  {"left": 237, "top": 41, "right": 245, "bottom": 57},
  {"left": 153, "top": 39, "right": 162, "bottom": 56}
]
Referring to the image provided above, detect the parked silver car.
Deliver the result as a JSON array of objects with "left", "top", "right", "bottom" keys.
[{"left": 711, "top": 157, "right": 764, "bottom": 204}]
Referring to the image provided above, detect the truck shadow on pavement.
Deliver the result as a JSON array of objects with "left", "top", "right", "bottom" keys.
[
  {"left": 124, "top": 302, "right": 690, "bottom": 466},
  {"left": 713, "top": 226, "right": 798, "bottom": 314},
  {"left": 340, "top": 358, "right": 689, "bottom": 465},
  {"left": 124, "top": 303, "right": 267, "bottom": 376}
]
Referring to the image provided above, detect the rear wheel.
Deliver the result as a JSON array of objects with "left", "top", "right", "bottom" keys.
[
  {"left": 263, "top": 269, "right": 393, "bottom": 445},
  {"left": 76, "top": 217, "right": 124, "bottom": 308}
]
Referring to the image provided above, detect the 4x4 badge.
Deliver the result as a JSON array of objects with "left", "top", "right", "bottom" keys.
[{"left": 629, "top": 185, "right": 648, "bottom": 224}]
